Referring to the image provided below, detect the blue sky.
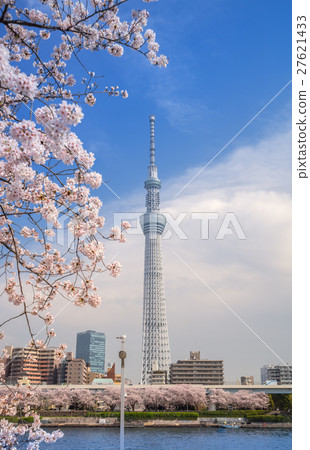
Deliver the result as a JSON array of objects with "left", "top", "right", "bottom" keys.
[
  {"left": 4, "top": 0, "right": 292, "bottom": 383},
  {"left": 73, "top": 0, "right": 291, "bottom": 202}
]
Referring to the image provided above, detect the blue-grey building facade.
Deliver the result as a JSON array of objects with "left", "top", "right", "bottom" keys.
[{"left": 76, "top": 330, "right": 106, "bottom": 374}]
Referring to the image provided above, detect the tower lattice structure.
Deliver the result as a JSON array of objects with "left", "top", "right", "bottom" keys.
[{"left": 140, "top": 115, "right": 171, "bottom": 385}]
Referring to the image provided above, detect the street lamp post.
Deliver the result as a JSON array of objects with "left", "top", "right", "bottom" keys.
[{"left": 117, "top": 335, "right": 126, "bottom": 450}]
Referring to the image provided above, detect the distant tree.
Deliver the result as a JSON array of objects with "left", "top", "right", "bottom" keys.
[
  {"left": 231, "top": 391, "right": 269, "bottom": 410},
  {"left": 125, "top": 387, "right": 143, "bottom": 412},
  {"left": 270, "top": 394, "right": 292, "bottom": 412},
  {"left": 46, "top": 389, "right": 70, "bottom": 411},
  {"left": 207, "top": 389, "right": 269, "bottom": 410},
  {"left": 251, "top": 392, "right": 270, "bottom": 410},
  {"left": 138, "top": 385, "right": 207, "bottom": 412},
  {"left": 68, "top": 389, "right": 97, "bottom": 411},
  {"left": 207, "top": 389, "right": 232, "bottom": 410},
  {"left": 101, "top": 386, "right": 121, "bottom": 411},
  {"left": 268, "top": 394, "right": 275, "bottom": 410},
  {"left": 141, "top": 386, "right": 161, "bottom": 411},
  {"left": 181, "top": 385, "right": 207, "bottom": 410},
  {"left": 166, "top": 385, "right": 206, "bottom": 411}
]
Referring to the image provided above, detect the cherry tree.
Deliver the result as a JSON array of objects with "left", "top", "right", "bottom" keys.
[
  {"left": 141, "top": 386, "right": 162, "bottom": 411},
  {"left": 125, "top": 386, "right": 143, "bottom": 412},
  {"left": 45, "top": 388, "right": 71, "bottom": 411},
  {"left": 67, "top": 389, "right": 97, "bottom": 410},
  {"left": 246, "top": 392, "right": 269, "bottom": 410},
  {"left": 101, "top": 386, "right": 120, "bottom": 411},
  {"left": 230, "top": 390, "right": 269, "bottom": 410},
  {"left": 0, "top": 0, "right": 167, "bottom": 447},
  {"left": 173, "top": 384, "right": 206, "bottom": 410},
  {"left": 207, "top": 389, "right": 232, "bottom": 410},
  {"left": 138, "top": 385, "right": 207, "bottom": 411},
  {"left": 207, "top": 389, "right": 269, "bottom": 410},
  {"left": 230, "top": 391, "right": 252, "bottom": 410},
  {"left": 0, "top": 0, "right": 166, "bottom": 358}
]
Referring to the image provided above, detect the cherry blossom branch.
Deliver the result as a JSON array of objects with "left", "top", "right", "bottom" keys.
[{"left": 0, "top": 0, "right": 163, "bottom": 445}]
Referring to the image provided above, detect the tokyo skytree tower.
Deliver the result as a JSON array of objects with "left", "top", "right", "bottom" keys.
[{"left": 140, "top": 115, "right": 171, "bottom": 385}]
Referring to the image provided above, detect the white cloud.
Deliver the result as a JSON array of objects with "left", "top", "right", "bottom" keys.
[
  {"left": 156, "top": 97, "right": 209, "bottom": 131},
  {"left": 56, "top": 125, "right": 291, "bottom": 383},
  {"left": 1, "top": 125, "right": 291, "bottom": 385}
]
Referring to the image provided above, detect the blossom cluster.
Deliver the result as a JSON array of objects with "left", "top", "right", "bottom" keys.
[
  {"left": 0, "top": 386, "right": 63, "bottom": 448},
  {"left": 0, "top": 0, "right": 168, "bottom": 110},
  {"left": 0, "top": 43, "right": 132, "bottom": 336},
  {"left": 207, "top": 389, "right": 270, "bottom": 410}
]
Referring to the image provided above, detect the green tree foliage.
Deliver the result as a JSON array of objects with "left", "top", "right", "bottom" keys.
[{"left": 270, "top": 394, "right": 292, "bottom": 411}]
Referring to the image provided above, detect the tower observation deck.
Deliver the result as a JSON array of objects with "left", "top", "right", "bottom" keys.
[{"left": 140, "top": 115, "right": 171, "bottom": 385}]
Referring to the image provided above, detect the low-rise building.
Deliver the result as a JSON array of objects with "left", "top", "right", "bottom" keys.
[
  {"left": 241, "top": 376, "right": 254, "bottom": 385},
  {"left": 91, "top": 378, "right": 114, "bottom": 386},
  {"left": 149, "top": 361, "right": 167, "bottom": 385},
  {"left": 87, "top": 362, "right": 116, "bottom": 384},
  {"left": 149, "top": 370, "right": 167, "bottom": 385}
]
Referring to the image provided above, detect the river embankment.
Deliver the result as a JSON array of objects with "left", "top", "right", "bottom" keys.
[{"left": 41, "top": 416, "right": 292, "bottom": 428}]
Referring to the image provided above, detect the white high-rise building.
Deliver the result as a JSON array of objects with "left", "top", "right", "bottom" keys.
[{"left": 140, "top": 116, "right": 171, "bottom": 385}]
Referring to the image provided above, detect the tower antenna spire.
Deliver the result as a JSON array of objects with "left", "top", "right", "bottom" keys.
[
  {"left": 149, "top": 115, "right": 155, "bottom": 166},
  {"left": 140, "top": 115, "right": 171, "bottom": 385}
]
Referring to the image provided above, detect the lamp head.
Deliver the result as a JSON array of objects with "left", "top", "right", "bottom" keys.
[{"left": 116, "top": 335, "right": 126, "bottom": 341}]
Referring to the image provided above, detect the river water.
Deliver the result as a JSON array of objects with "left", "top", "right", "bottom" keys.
[{"left": 41, "top": 427, "right": 292, "bottom": 449}]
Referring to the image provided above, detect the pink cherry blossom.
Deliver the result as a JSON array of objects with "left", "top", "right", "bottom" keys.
[
  {"left": 106, "top": 261, "right": 122, "bottom": 277},
  {"left": 85, "top": 93, "right": 96, "bottom": 106},
  {"left": 0, "top": 0, "right": 166, "bottom": 445},
  {"left": 121, "top": 221, "right": 131, "bottom": 230}
]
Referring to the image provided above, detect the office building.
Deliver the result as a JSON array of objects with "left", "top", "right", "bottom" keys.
[{"left": 76, "top": 330, "right": 106, "bottom": 374}]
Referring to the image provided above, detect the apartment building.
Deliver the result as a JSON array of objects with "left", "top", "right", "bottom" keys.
[
  {"left": 261, "top": 364, "right": 292, "bottom": 385},
  {"left": 8, "top": 347, "right": 58, "bottom": 385},
  {"left": 66, "top": 358, "right": 88, "bottom": 384},
  {"left": 170, "top": 351, "right": 224, "bottom": 385}
]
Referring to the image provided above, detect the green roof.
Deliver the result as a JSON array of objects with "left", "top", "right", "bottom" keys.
[{"left": 92, "top": 378, "right": 114, "bottom": 385}]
